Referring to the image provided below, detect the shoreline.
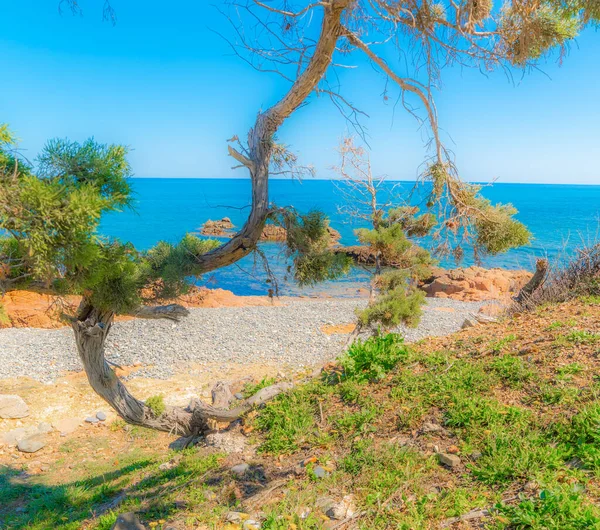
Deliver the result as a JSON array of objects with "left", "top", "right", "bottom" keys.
[
  {"left": 0, "top": 297, "right": 485, "bottom": 384},
  {"left": 0, "top": 265, "right": 530, "bottom": 330}
]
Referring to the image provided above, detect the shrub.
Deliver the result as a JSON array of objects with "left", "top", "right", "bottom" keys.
[
  {"left": 145, "top": 394, "right": 166, "bottom": 417},
  {"left": 340, "top": 333, "right": 409, "bottom": 382}
]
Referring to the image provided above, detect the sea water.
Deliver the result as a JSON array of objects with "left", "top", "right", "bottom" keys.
[{"left": 100, "top": 178, "right": 600, "bottom": 296}]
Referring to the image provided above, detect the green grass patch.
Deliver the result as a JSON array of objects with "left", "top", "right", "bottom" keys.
[
  {"left": 145, "top": 394, "right": 166, "bottom": 416},
  {"left": 557, "top": 330, "right": 600, "bottom": 345},
  {"left": 491, "top": 355, "right": 535, "bottom": 387},
  {"left": 242, "top": 377, "right": 277, "bottom": 398},
  {"left": 339, "top": 333, "right": 410, "bottom": 382}
]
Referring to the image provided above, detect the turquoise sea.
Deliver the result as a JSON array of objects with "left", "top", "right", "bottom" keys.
[{"left": 100, "top": 179, "right": 600, "bottom": 296}]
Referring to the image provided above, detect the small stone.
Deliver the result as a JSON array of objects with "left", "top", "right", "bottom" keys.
[
  {"left": 461, "top": 318, "right": 478, "bottom": 329},
  {"left": 438, "top": 452, "right": 461, "bottom": 468},
  {"left": 85, "top": 416, "right": 99, "bottom": 424},
  {"left": 40, "top": 464, "right": 50, "bottom": 472},
  {"left": 296, "top": 506, "right": 311, "bottom": 519},
  {"left": 225, "top": 511, "right": 248, "bottom": 524},
  {"left": 1, "top": 427, "right": 28, "bottom": 447},
  {"left": 447, "top": 445, "right": 460, "bottom": 454},
  {"left": 52, "top": 417, "right": 80, "bottom": 435},
  {"left": 15, "top": 507, "right": 26, "bottom": 513},
  {"left": 470, "top": 451, "right": 483, "bottom": 461},
  {"left": 316, "top": 495, "right": 355, "bottom": 520},
  {"left": 231, "top": 463, "right": 250, "bottom": 476},
  {"left": 17, "top": 434, "right": 46, "bottom": 453},
  {"left": 243, "top": 520, "right": 260, "bottom": 530},
  {"left": 204, "top": 431, "right": 246, "bottom": 453},
  {"left": 96, "top": 411, "right": 107, "bottom": 421},
  {"left": 37, "top": 422, "right": 53, "bottom": 434},
  {"left": 235, "top": 392, "right": 244, "bottom": 400},
  {"left": 0, "top": 395, "right": 29, "bottom": 419},
  {"left": 421, "top": 422, "right": 442, "bottom": 433},
  {"left": 313, "top": 465, "right": 329, "bottom": 479},
  {"left": 112, "top": 512, "right": 145, "bottom": 530},
  {"left": 159, "top": 459, "right": 177, "bottom": 471}
]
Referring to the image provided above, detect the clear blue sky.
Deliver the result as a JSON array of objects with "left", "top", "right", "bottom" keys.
[{"left": 1, "top": 2, "right": 599, "bottom": 184}]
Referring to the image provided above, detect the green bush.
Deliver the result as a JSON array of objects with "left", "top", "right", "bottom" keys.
[{"left": 340, "top": 333, "right": 409, "bottom": 382}]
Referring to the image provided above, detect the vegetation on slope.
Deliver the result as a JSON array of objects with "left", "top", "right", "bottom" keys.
[{"left": 2, "top": 294, "right": 600, "bottom": 529}]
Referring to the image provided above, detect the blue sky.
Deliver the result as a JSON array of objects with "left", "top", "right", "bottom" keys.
[{"left": 1, "top": 1, "right": 599, "bottom": 184}]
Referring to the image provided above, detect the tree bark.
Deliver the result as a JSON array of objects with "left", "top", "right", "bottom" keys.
[
  {"left": 193, "top": 0, "right": 349, "bottom": 274},
  {"left": 69, "top": 1, "right": 350, "bottom": 436},
  {"left": 515, "top": 258, "right": 548, "bottom": 304},
  {"left": 72, "top": 299, "right": 292, "bottom": 436}
]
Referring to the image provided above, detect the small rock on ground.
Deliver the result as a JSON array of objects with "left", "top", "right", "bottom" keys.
[
  {"left": 438, "top": 452, "right": 461, "bottom": 468},
  {"left": 0, "top": 394, "right": 29, "bottom": 419},
  {"left": 231, "top": 463, "right": 250, "bottom": 476},
  {"left": 52, "top": 417, "right": 80, "bottom": 435},
  {"left": 17, "top": 434, "right": 46, "bottom": 453},
  {"left": 313, "top": 465, "right": 329, "bottom": 479},
  {"left": 112, "top": 512, "right": 145, "bottom": 530},
  {"left": 96, "top": 411, "right": 107, "bottom": 421}
]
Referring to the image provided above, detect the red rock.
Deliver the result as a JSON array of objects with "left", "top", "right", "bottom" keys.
[{"left": 421, "top": 267, "right": 532, "bottom": 302}]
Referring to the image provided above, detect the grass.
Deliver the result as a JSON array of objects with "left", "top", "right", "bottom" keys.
[
  {"left": 3, "top": 299, "right": 600, "bottom": 529},
  {"left": 243, "top": 377, "right": 277, "bottom": 398},
  {"left": 557, "top": 329, "right": 600, "bottom": 345},
  {"left": 0, "top": 302, "right": 9, "bottom": 326},
  {"left": 146, "top": 395, "right": 166, "bottom": 417}
]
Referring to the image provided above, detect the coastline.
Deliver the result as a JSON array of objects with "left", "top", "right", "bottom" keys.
[
  {"left": 0, "top": 265, "right": 531, "bottom": 330},
  {"left": 0, "top": 297, "right": 485, "bottom": 384}
]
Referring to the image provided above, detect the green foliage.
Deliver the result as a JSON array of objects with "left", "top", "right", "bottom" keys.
[
  {"left": 0, "top": 123, "right": 16, "bottom": 145},
  {"left": 496, "top": 486, "right": 600, "bottom": 529},
  {"left": 474, "top": 200, "right": 532, "bottom": 254},
  {"left": 500, "top": 4, "right": 581, "bottom": 65},
  {"left": 254, "top": 384, "right": 321, "bottom": 454},
  {"left": 279, "top": 209, "right": 351, "bottom": 286},
  {"left": 37, "top": 138, "right": 132, "bottom": 208},
  {"left": 145, "top": 394, "right": 166, "bottom": 417},
  {"left": 424, "top": 162, "right": 531, "bottom": 257},
  {"left": 0, "top": 301, "right": 9, "bottom": 325},
  {"left": 340, "top": 333, "right": 409, "bottom": 382},
  {"left": 352, "top": 206, "right": 435, "bottom": 331},
  {"left": 491, "top": 355, "right": 534, "bottom": 387},
  {"left": 0, "top": 129, "right": 223, "bottom": 314},
  {"left": 560, "top": 330, "right": 600, "bottom": 344},
  {"left": 242, "top": 377, "right": 276, "bottom": 398},
  {"left": 357, "top": 282, "right": 425, "bottom": 329},
  {"left": 144, "top": 234, "right": 220, "bottom": 299}
]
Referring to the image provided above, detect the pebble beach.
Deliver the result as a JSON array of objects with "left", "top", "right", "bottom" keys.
[{"left": 0, "top": 297, "right": 483, "bottom": 383}]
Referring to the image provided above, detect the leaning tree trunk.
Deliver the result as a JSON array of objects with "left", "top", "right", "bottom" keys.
[
  {"left": 72, "top": 299, "right": 202, "bottom": 435},
  {"left": 72, "top": 299, "right": 292, "bottom": 436},
  {"left": 70, "top": 1, "right": 349, "bottom": 436}
]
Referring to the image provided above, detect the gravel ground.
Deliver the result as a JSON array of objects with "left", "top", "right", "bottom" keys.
[{"left": 0, "top": 298, "right": 483, "bottom": 383}]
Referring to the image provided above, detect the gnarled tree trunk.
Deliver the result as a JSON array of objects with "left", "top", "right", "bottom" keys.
[
  {"left": 72, "top": 298, "right": 293, "bottom": 436},
  {"left": 70, "top": 1, "right": 349, "bottom": 435}
]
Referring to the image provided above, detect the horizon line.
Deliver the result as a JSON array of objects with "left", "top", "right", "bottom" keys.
[{"left": 131, "top": 176, "right": 600, "bottom": 186}]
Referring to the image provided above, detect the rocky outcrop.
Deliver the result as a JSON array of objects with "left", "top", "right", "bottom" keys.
[
  {"left": 199, "top": 219, "right": 342, "bottom": 244},
  {"left": 421, "top": 266, "right": 532, "bottom": 302},
  {"left": 199, "top": 217, "right": 235, "bottom": 237},
  {"left": 260, "top": 224, "right": 287, "bottom": 242},
  {"left": 0, "top": 290, "right": 79, "bottom": 329},
  {"left": 260, "top": 224, "right": 342, "bottom": 244}
]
